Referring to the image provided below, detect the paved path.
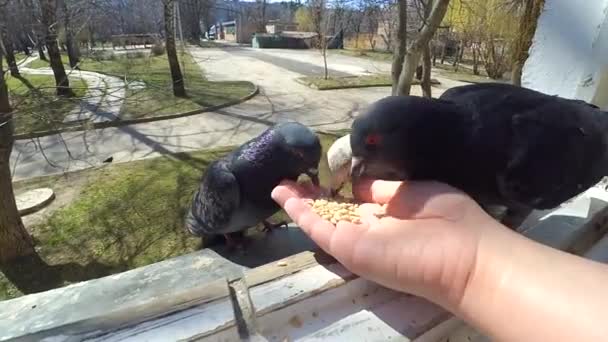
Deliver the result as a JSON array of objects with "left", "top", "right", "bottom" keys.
[
  {"left": 17, "top": 55, "right": 126, "bottom": 123},
  {"left": 11, "top": 46, "right": 469, "bottom": 181}
]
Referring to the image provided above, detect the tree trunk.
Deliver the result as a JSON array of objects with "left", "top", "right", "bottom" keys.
[
  {"left": 37, "top": 43, "right": 47, "bottom": 60},
  {"left": 391, "top": 0, "right": 408, "bottom": 95},
  {"left": 164, "top": 0, "right": 186, "bottom": 97},
  {"left": 472, "top": 44, "right": 479, "bottom": 75},
  {"left": 36, "top": 32, "right": 48, "bottom": 61},
  {"left": 1, "top": 39, "right": 20, "bottom": 77},
  {"left": 421, "top": 41, "right": 432, "bottom": 98},
  {"left": 0, "top": 9, "right": 19, "bottom": 76},
  {"left": 511, "top": 0, "right": 545, "bottom": 86},
  {"left": 396, "top": 0, "right": 449, "bottom": 96},
  {"left": 39, "top": 0, "right": 72, "bottom": 97},
  {"left": 62, "top": 0, "right": 80, "bottom": 69},
  {"left": 0, "top": 54, "right": 36, "bottom": 265},
  {"left": 322, "top": 42, "right": 328, "bottom": 80}
]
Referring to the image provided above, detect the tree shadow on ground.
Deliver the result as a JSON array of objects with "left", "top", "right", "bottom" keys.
[{"left": 0, "top": 252, "right": 118, "bottom": 295}]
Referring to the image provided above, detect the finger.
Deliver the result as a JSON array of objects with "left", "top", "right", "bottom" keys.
[
  {"left": 353, "top": 179, "right": 407, "bottom": 204},
  {"left": 271, "top": 182, "right": 304, "bottom": 207},
  {"left": 283, "top": 197, "right": 336, "bottom": 252}
]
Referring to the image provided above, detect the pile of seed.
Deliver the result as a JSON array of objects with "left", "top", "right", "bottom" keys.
[{"left": 304, "top": 198, "right": 362, "bottom": 224}]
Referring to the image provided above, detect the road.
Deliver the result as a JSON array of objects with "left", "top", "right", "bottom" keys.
[{"left": 11, "top": 45, "right": 468, "bottom": 181}]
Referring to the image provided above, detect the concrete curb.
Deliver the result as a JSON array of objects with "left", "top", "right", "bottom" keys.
[
  {"left": 14, "top": 84, "right": 260, "bottom": 140},
  {"left": 17, "top": 188, "right": 56, "bottom": 216}
]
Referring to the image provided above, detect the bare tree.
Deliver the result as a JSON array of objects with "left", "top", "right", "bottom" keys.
[
  {"left": 395, "top": 0, "right": 449, "bottom": 95},
  {"left": 256, "top": 0, "right": 267, "bottom": 33},
  {"left": 310, "top": 0, "right": 329, "bottom": 79},
  {"left": 0, "top": 48, "right": 36, "bottom": 266},
  {"left": 391, "top": 0, "right": 407, "bottom": 95},
  {"left": 511, "top": 0, "right": 544, "bottom": 86},
  {"left": 163, "top": 0, "right": 186, "bottom": 97},
  {"left": 60, "top": 0, "right": 80, "bottom": 69},
  {"left": 0, "top": 2, "right": 21, "bottom": 76},
  {"left": 419, "top": 0, "right": 432, "bottom": 98},
  {"left": 39, "top": 0, "right": 73, "bottom": 96}
]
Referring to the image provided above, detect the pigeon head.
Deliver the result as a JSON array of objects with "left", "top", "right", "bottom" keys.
[
  {"left": 327, "top": 134, "right": 352, "bottom": 196},
  {"left": 275, "top": 122, "right": 322, "bottom": 185},
  {"left": 350, "top": 95, "right": 465, "bottom": 182}
]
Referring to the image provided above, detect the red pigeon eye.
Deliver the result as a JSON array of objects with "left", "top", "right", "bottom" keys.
[{"left": 365, "top": 134, "right": 381, "bottom": 145}]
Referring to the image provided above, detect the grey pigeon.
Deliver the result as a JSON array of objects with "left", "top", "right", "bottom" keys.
[
  {"left": 350, "top": 83, "right": 608, "bottom": 230},
  {"left": 185, "top": 122, "right": 322, "bottom": 246},
  {"left": 327, "top": 134, "right": 352, "bottom": 196}
]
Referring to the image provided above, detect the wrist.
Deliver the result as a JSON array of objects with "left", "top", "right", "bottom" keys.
[{"left": 451, "top": 219, "right": 608, "bottom": 341}]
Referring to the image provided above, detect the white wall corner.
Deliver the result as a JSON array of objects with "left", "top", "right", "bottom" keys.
[{"left": 522, "top": 0, "right": 608, "bottom": 109}]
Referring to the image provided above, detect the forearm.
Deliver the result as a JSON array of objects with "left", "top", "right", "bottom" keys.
[{"left": 456, "top": 223, "right": 608, "bottom": 341}]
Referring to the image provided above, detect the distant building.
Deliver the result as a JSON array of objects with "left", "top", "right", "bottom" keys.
[
  {"left": 265, "top": 20, "right": 299, "bottom": 34},
  {"left": 218, "top": 19, "right": 257, "bottom": 44}
]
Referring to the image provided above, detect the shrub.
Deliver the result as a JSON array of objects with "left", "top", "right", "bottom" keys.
[{"left": 150, "top": 43, "right": 166, "bottom": 56}]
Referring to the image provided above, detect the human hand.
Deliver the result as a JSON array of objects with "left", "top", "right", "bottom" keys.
[{"left": 271, "top": 179, "right": 498, "bottom": 309}]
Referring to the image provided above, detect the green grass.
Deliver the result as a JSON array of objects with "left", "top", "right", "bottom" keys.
[
  {"left": 27, "top": 55, "right": 70, "bottom": 69},
  {"left": 82, "top": 53, "right": 254, "bottom": 119},
  {"left": 29, "top": 51, "right": 255, "bottom": 120},
  {"left": 14, "top": 52, "right": 27, "bottom": 64},
  {"left": 7, "top": 75, "right": 88, "bottom": 134},
  {"left": 1, "top": 132, "right": 347, "bottom": 300},
  {"left": 299, "top": 74, "right": 440, "bottom": 90},
  {"left": 17, "top": 50, "right": 255, "bottom": 127},
  {"left": 431, "top": 63, "right": 509, "bottom": 84},
  {"left": 336, "top": 48, "right": 508, "bottom": 84}
]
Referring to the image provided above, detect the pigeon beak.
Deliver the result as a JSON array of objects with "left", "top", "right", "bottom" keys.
[
  {"left": 350, "top": 157, "right": 365, "bottom": 179},
  {"left": 307, "top": 168, "right": 320, "bottom": 186}
]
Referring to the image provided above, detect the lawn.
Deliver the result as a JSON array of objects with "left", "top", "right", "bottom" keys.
[
  {"left": 26, "top": 54, "right": 70, "bottom": 69},
  {"left": 336, "top": 48, "right": 508, "bottom": 84},
  {"left": 1, "top": 132, "right": 348, "bottom": 301},
  {"left": 7, "top": 74, "right": 89, "bottom": 134},
  {"left": 298, "top": 74, "right": 439, "bottom": 90},
  {"left": 27, "top": 51, "right": 256, "bottom": 120}
]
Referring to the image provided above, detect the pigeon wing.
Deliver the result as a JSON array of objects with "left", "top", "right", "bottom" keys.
[
  {"left": 186, "top": 159, "right": 240, "bottom": 236},
  {"left": 497, "top": 109, "right": 603, "bottom": 209}
]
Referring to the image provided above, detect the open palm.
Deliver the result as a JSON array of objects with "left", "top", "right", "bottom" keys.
[{"left": 271, "top": 179, "right": 496, "bottom": 307}]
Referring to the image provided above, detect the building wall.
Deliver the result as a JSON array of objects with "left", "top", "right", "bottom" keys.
[{"left": 522, "top": 0, "right": 608, "bottom": 109}]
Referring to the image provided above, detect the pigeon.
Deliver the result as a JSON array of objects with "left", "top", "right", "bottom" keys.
[
  {"left": 350, "top": 83, "right": 608, "bottom": 230},
  {"left": 185, "top": 122, "right": 322, "bottom": 247},
  {"left": 327, "top": 134, "right": 352, "bottom": 196}
]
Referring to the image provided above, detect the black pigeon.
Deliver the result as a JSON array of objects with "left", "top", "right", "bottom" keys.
[
  {"left": 350, "top": 83, "right": 608, "bottom": 229},
  {"left": 103, "top": 156, "right": 113, "bottom": 163},
  {"left": 185, "top": 122, "right": 322, "bottom": 247}
]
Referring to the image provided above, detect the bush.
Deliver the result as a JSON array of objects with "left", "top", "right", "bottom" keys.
[
  {"left": 88, "top": 50, "right": 116, "bottom": 61},
  {"left": 150, "top": 43, "right": 166, "bottom": 56},
  {"left": 125, "top": 51, "right": 147, "bottom": 59}
]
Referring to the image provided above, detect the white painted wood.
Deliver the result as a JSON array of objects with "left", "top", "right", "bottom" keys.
[
  {"left": 250, "top": 263, "right": 353, "bottom": 315},
  {"left": 255, "top": 278, "right": 405, "bottom": 341}
]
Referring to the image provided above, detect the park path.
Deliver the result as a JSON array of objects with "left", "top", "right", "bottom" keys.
[
  {"left": 17, "top": 55, "right": 126, "bottom": 123},
  {"left": 10, "top": 46, "right": 469, "bottom": 181}
]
